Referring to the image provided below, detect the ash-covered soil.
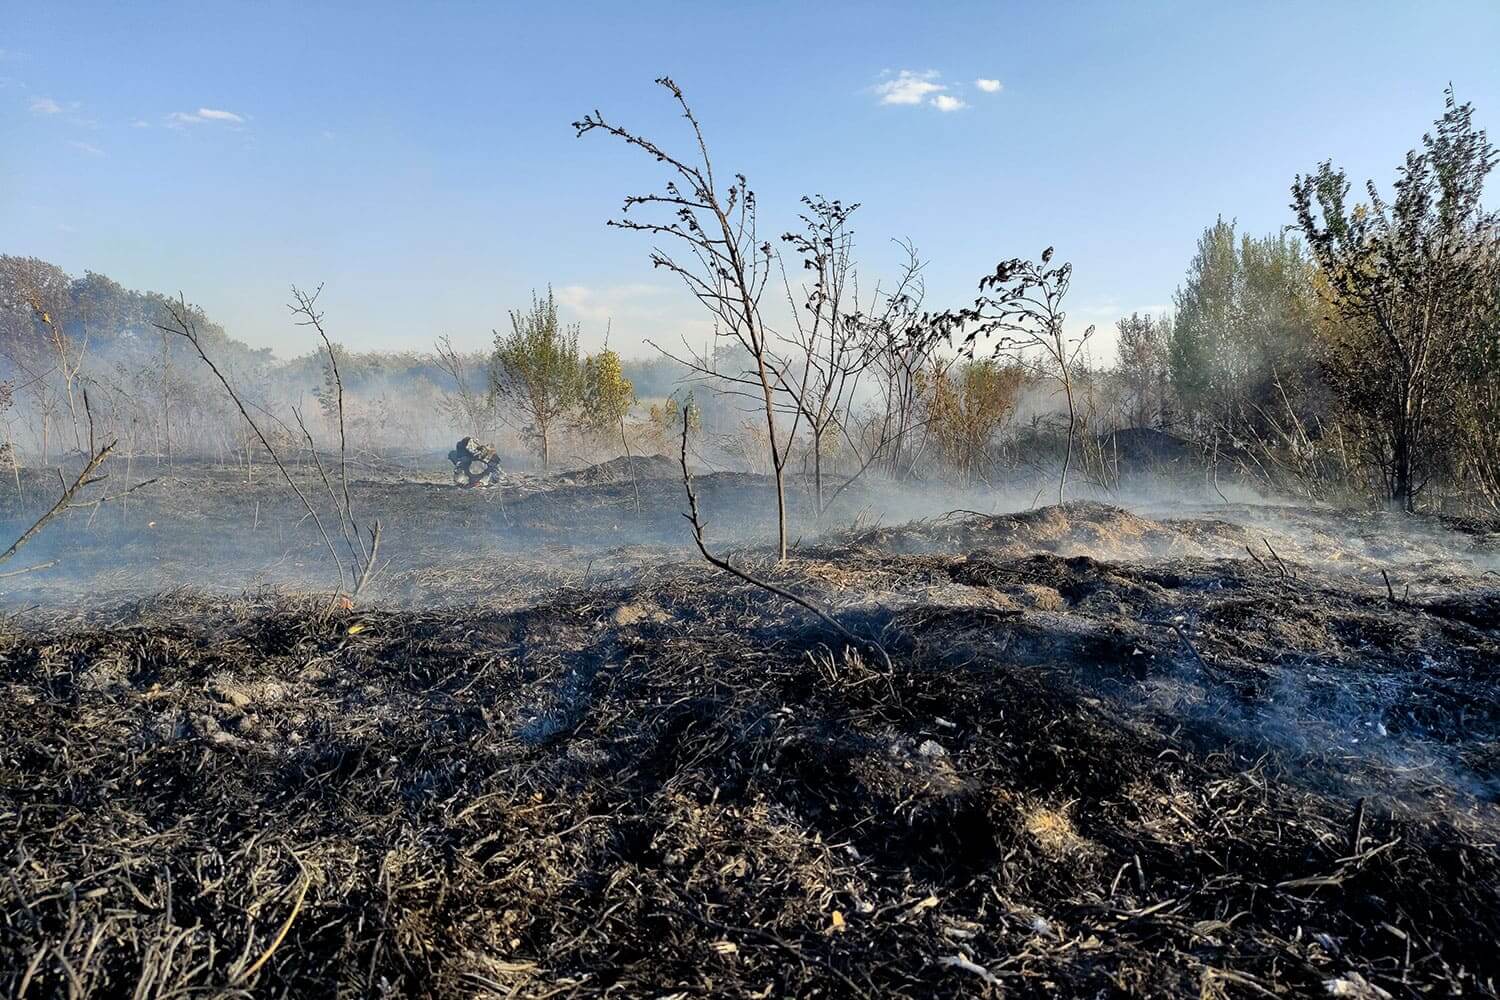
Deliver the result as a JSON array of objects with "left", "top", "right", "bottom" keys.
[
  {"left": 0, "top": 453, "right": 923, "bottom": 606},
  {"left": 1, "top": 458, "right": 1498, "bottom": 997}
]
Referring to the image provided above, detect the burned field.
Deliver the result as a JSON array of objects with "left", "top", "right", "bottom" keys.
[
  {"left": 2, "top": 463, "right": 1499, "bottom": 998},
  {"left": 0, "top": 454, "right": 912, "bottom": 607}
]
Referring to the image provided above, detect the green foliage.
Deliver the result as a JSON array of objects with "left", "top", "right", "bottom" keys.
[
  {"left": 0, "top": 256, "right": 270, "bottom": 375},
  {"left": 1114, "top": 312, "right": 1172, "bottom": 428},
  {"left": 645, "top": 396, "right": 701, "bottom": 449},
  {"left": 1167, "top": 219, "right": 1320, "bottom": 433},
  {"left": 313, "top": 344, "right": 351, "bottom": 422},
  {"left": 489, "top": 288, "right": 583, "bottom": 470},
  {"left": 581, "top": 348, "right": 636, "bottom": 442},
  {"left": 1293, "top": 88, "right": 1500, "bottom": 509}
]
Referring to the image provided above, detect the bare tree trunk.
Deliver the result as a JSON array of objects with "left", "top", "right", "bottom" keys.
[
  {"left": 63, "top": 382, "right": 81, "bottom": 453},
  {"left": 575, "top": 81, "right": 790, "bottom": 560},
  {"left": 8, "top": 428, "right": 23, "bottom": 507},
  {"left": 757, "top": 366, "right": 788, "bottom": 560},
  {"left": 1059, "top": 372, "right": 1076, "bottom": 506},
  {"left": 1394, "top": 379, "right": 1418, "bottom": 512},
  {"left": 813, "top": 429, "right": 824, "bottom": 517},
  {"left": 1393, "top": 426, "right": 1412, "bottom": 512}
]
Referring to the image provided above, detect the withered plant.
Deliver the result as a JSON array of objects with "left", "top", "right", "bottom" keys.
[
  {"left": 156, "top": 290, "right": 382, "bottom": 612},
  {"left": 946, "top": 248, "right": 1094, "bottom": 504},
  {"left": 574, "top": 77, "right": 793, "bottom": 560}
]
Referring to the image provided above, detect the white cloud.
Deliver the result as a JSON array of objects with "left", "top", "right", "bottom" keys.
[
  {"left": 68, "top": 140, "right": 104, "bottom": 157},
  {"left": 130, "top": 119, "right": 151, "bottom": 128},
  {"left": 166, "top": 107, "right": 246, "bottom": 127},
  {"left": 873, "top": 69, "right": 945, "bottom": 106},
  {"left": 29, "top": 95, "right": 93, "bottom": 129},
  {"left": 551, "top": 283, "right": 712, "bottom": 352},
  {"left": 975, "top": 78, "right": 1002, "bottom": 93},
  {"left": 555, "top": 283, "right": 664, "bottom": 325},
  {"left": 873, "top": 70, "right": 975, "bottom": 112}
]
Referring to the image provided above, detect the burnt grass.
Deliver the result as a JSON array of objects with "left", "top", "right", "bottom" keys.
[{"left": 1, "top": 464, "right": 1499, "bottom": 997}]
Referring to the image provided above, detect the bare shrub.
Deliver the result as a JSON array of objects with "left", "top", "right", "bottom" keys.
[
  {"left": 946, "top": 248, "right": 1094, "bottom": 504},
  {"left": 920, "top": 359, "right": 1024, "bottom": 485},
  {"left": 777, "top": 197, "right": 872, "bottom": 514},
  {"left": 575, "top": 77, "right": 792, "bottom": 559},
  {"left": 157, "top": 292, "right": 382, "bottom": 611}
]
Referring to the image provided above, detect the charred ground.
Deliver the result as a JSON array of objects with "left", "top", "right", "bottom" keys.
[{"left": 1, "top": 458, "right": 1498, "bottom": 998}]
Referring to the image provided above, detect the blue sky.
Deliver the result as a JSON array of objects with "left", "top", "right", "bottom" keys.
[{"left": 2, "top": 1, "right": 1498, "bottom": 359}]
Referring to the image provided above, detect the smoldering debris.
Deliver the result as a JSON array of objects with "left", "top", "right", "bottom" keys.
[
  {"left": 1, "top": 465, "right": 1498, "bottom": 997},
  {"left": 1, "top": 507, "right": 1499, "bottom": 996},
  {"left": 1, "top": 453, "right": 1494, "bottom": 611}
]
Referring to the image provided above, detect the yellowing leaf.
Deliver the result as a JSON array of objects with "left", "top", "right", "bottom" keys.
[{"left": 347, "top": 623, "right": 367, "bottom": 635}]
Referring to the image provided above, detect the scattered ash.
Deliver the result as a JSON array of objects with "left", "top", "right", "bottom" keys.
[
  {"left": 836, "top": 500, "right": 1500, "bottom": 588},
  {"left": 3, "top": 496, "right": 1499, "bottom": 997}
]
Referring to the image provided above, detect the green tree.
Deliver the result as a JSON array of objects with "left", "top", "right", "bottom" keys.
[
  {"left": 582, "top": 347, "right": 640, "bottom": 506},
  {"left": 490, "top": 288, "right": 582, "bottom": 471},
  {"left": 646, "top": 396, "right": 700, "bottom": 450},
  {"left": 1168, "top": 219, "right": 1320, "bottom": 434},
  {"left": 1114, "top": 312, "right": 1171, "bottom": 428},
  {"left": 581, "top": 348, "right": 636, "bottom": 444},
  {"left": 1293, "top": 89, "right": 1500, "bottom": 510}
]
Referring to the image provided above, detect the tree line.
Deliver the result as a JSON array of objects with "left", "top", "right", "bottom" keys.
[
  {"left": 1119, "top": 89, "right": 1498, "bottom": 513},
  {"left": 1, "top": 85, "right": 1495, "bottom": 531}
]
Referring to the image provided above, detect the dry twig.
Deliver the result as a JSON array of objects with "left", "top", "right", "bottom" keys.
[{"left": 678, "top": 415, "right": 892, "bottom": 671}]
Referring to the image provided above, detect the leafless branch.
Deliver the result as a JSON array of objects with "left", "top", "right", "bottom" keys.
[
  {"left": 678, "top": 414, "right": 891, "bottom": 671},
  {"left": 0, "top": 443, "right": 113, "bottom": 568},
  {"left": 154, "top": 294, "right": 350, "bottom": 595}
]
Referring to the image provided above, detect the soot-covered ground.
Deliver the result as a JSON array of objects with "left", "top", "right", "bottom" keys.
[{"left": 1, "top": 458, "right": 1498, "bottom": 998}]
